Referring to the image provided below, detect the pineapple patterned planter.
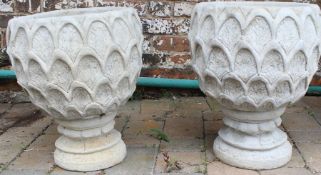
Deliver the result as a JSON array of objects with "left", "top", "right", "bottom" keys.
[
  {"left": 189, "top": 2, "right": 321, "bottom": 170},
  {"left": 7, "top": 7, "right": 143, "bottom": 171}
]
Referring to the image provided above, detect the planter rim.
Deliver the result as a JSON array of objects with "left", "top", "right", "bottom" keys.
[
  {"left": 197, "top": 1, "right": 317, "bottom": 8},
  {"left": 9, "top": 7, "right": 135, "bottom": 22}
]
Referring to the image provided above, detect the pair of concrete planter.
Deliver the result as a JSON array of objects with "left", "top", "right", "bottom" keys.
[{"left": 6, "top": 2, "right": 321, "bottom": 172}]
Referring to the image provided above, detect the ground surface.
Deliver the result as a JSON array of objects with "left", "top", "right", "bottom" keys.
[{"left": 0, "top": 96, "right": 321, "bottom": 175}]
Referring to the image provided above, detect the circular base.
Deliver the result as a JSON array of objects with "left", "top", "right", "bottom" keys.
[
  {"left": 54, "top": 136, "right": 126, "bottom": 171},
  {"left": 213, "top": 137, "right": 292, "bottom": 170}
]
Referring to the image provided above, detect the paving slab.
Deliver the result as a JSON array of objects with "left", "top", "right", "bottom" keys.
[
  {"left": 2, "top": 103, "right": 40, "bottom": 120},
  {"left": 301, "top": 96, "right": 321, "bottom": 109},
  {"left": 206, "top": 97, "right": 221, "bottom": 112},
  {"left": 123, "top": 120, "right": 163, "bottom": 147},
  {"left": 296, "top": 142, "right": 321, "bottom": 173},
  {"left": 114, "top": 114, "right": 129, "bottom": 134},
  {"left": 6, "top": 150, "right": 54, "bottom": 171},
  {"left": 104, "top": 146, "right": 158, "bottom": 175},
  {"left": 164, "top": 117, "right": 203, "bottom": 139},
  {"left": 0, "top": 118, "right": 16, "bottom": 134},
  {"left": 260, "top": 167, "right": 312, "bottom": 175},
  {"left": 282, "top": 111, "right": 321, "bottom": 132},
  {"left": 286, "top": 101, "right": 308, "bottom": 114},
  {"left": 0, "top": 103, "right": 11, "bottom": 115},
  {"left": 130, "top": 112, "right": 165, "bottom": 121},
  {"left": 44, "top": 123, "right": 58, "bottom": 135},
  {"left": 154, "top": 151, "right": 205, "bottom": 174},
  {"left": 205, "top": 135, "right": 217, "bottom": 162},
  {"left": 50, "top": 167, "right": 102, "bottom": 175},
  {"left": 207, "top": 161, "right": 259, "bottom": 175},
  {"left": 286, "top": 147, "right": 305, "bottom": 168},
  {"left": 0, "top": 126, "right": 49, "bottom": 167},
  {"left": 288, "top": 131, "right": 321, "bottom": 143},
  {"left": 172, "top": 97, "right": 208, "bottom": 118},
  {"left": 28, "top": 134, "right": 59, "bottom": 151},
  {"left": 118, "top": 100, "right": 141, "bottom": 115},
  {"left": 1, "top": 169, "right": 48, "bottom": 175},
  {"left": 204, "top": 120, "right": 223, "bottom": 135},
  {"left": 202, "top": 110, "right": 223, "bottom": 121},
  {"left": 141, "top": 99, "right": 174, "bottom": 115},
  {"left": 160, "top": 138, "right": 204, "bottom": 152}
]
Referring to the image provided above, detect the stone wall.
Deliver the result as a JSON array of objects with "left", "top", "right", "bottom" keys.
[{"left": 0, "top": 0, "right": 321, "bottom": 81}]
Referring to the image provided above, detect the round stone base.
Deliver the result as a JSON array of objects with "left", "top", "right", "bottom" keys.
[
  {"left": 54, "top": 130, "right": 126, "bottom": 171},
  {"left": 213, "top": 136, "right": 292, "bottom": 170}
]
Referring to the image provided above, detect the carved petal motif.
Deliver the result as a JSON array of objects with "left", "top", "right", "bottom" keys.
[
  {"left": 200, "top": 16, "right": 215, "bottom": 43},
  {"left": 58, "top": 24, "right": 83, "bottom": 61},
  {"left": 261, "top": 50, "right": 284, "bottom": 83},
  {"left": 277, "top": 17, "right": 300, "bottom": 53},
  {"left": 87, "top": 21, "right": 112, "bottom": 60},
  {"left": 113, "top": 19, "right": 131, "bottom": 50},
  {"left": 248, "top": 80, "right": 268, "bottom": 104},
  {"left": 71, "top": 87, "right": 92, "bottom": 111},
  {"left": 208, "top": 47, "right": 230, "bottom": 80},
  {"left": 218, "top": 18, "right": 241, "bottom": 52},
  {"left": 28, "top": 60, "right": 47, "bottom": 89},
  {"left": 13, "top": 28, "right": 28, "bottom": 60},
  {"left": 303, "top": 16, "right": 317, "bottom": 50},
  {"left": 223, "top": 78, "right": 245, "bottom": 99},
  {"left": 50, "top": 60, "right": 73, "bottom": 92},
  {"left": 288, "top": 51, "right": 307, "bottom": 82},
  {"left": 78, "top": 56, "right": 104, "bottom": 90},
  {"left": 105, "top": 51, "right": 124, "bottom": 83},
  {"left": 245, "top": 17, "right": 271, "bottom": 52},
  {"left": 234, "top": 49, "right": 257, "bottom": 82},
  {"left": 32, "top": 27, "right": 54, "bottom": 64}
]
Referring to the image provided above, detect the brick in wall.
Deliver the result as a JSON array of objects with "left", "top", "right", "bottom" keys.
[
  {"left": 43, "top": 0, "right": 69, "bottom": 11},
  {"left": 142, "top": 18, "right": 190, "bottom": 35},
  {"left": 97, "top": 0, "right": 117, "bottom": 7},
  {"left": 149, "top": 1, "right": 172, "bottom": 17},
  {"left": 14, "top": 0, "right": 41, "bottom": 13},
  {"left": 168, "top": 54, "right": 191, "bottom": 66},
  {"left": 141, "top": 67, "right": 197, "bottom": 79},
  {"left": 173, "top": 18, "right": 190, "bottom": 34},
  {"left": 119, "top": 1, "right": 148, "bottom": 16},
  {"left": 0, "top": 28, "right": 6, "bottom": 48},
  {"left": 0, "top": 14, "right": 13, "bottom": 28},
  {"left": 174, "top": 2, "right": 194, "bottom": 17},
  {"left": 142, "top": 53, "right": 167, "bottom": 67},
  {"left": 142, "top": 18, "right": 174, "bottom": 34},
  {"left": 153, "top": 36, "right": 190, "bottom": 52},
  {"left": 70, "top": 0, "right": 96, "bottom": 8},
  {"left": 0, "top": 0, "right": 13, "bottom": 12}
]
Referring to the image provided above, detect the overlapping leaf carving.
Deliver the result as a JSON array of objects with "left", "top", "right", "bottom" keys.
[
  {"left": 7, "top": 8, "right": 143, "bottom": 119},
  {"left": 190, "top": 4, "right": 321, "bottom": 111}
]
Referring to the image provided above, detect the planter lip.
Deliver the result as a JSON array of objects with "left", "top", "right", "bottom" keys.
[
  {"left": 9, "top": 6, "right": 135, "bottom": 22},
  {"left": 197, "top": 1, "right": 317, "bottom": 8}
]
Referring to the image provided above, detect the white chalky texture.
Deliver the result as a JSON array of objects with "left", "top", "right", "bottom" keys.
[
  {"left": 6, "top": 7, "right": 143, "bottom": 171},
  {"left": 190, "top": 2, "right": 321, "bottom": 170}
]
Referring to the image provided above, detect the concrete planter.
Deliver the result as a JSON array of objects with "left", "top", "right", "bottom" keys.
[
  {"left": 189, "top": 2, "right": 321, "bottom": 170},
  {"left": 6, "top": 7, "right": 143, "bottom": 171}
]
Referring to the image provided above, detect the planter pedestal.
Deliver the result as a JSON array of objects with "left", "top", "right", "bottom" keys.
[
  {"left": 214, "top": 107, "right": 291, "bottom": 170},
  {"left": 54, "top": 114, "right": 126, "bottom": 171}
]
